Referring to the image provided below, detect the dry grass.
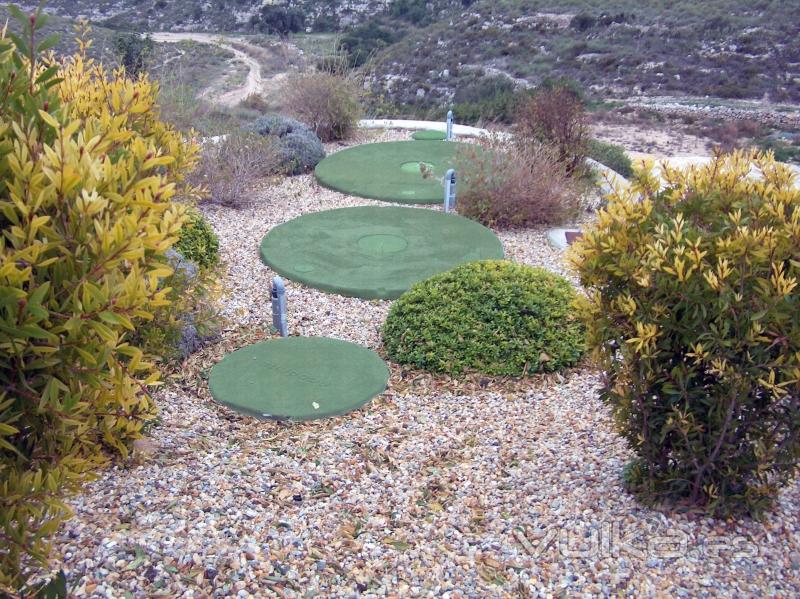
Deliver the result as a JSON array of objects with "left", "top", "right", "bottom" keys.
[
  {"left": 190, "top": 131, "right": 282, "bottom": 208},
  {"left": 456, "top": 135, "right": 584, "bottom": 228},
  {"left": 282, "top": 71, "right": 362, "bottom": 142},
  {"left": 515, "top": 86, "right": 589, "bottom": 176}
]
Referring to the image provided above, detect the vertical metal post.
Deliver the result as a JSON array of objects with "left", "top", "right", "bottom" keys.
[
  {"left": 271, "top": 276, "right": 288, "bottom": 338},
  {"left": 444, "top": 169, "right": 456, "bottom": 213},
  {"left": 446, "top": 110, "right": 454, "bottom": 141}
]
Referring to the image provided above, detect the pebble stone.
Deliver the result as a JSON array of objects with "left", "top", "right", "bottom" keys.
[{"left": 41, "top": 129, "right": 800, "bottom": 598}]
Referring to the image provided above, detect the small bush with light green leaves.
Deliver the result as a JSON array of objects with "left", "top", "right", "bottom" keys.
[
  {"left": 382, "top": 261, "right": 585, "bottom": 376},
  {"left": 174, "top": 209, "right": 219, "bottom": 269}
]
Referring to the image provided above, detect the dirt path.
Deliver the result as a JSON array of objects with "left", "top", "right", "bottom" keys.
[{"left": 150, "top": 32, "right": 272, "bottom": 107}]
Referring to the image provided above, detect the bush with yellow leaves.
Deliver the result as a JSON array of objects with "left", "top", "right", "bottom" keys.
[
  {"left": 570, "top": 150, "right": 800, "bottom": 516},
  {"left": 0, "top": 9, "right": 199, "bottom": 592}
]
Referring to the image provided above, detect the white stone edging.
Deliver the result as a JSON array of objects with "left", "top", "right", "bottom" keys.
[{"left": 359, "top": 118, "right": 491, "bottom": 138}]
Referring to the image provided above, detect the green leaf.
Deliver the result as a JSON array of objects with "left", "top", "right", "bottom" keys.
[
  {"left": 7, "top": 4, "right": 27, "bottom": 23},
  {"left": 0, "top": 422, "right": 19, "bottom": 435},
  {"left": 35, "top": 64, "right": 60, "bottom": 84},
  {"left": 33, "top": 13, "right": 50, "bottom": 32},
  {"left": 28, "top": 281, "right": 51, "bottom": 308},
  {"left": 6, "top": 32, "right": 29, "bottom": 57},
  {"left": 36, "top": 33, "right": 60, "bottom": 54},
  {"left": 99, "top": 311, "right": 123, "bottom": 326},
  {"left": 35, "top": 569, "right": 68, "bottom": 599}
]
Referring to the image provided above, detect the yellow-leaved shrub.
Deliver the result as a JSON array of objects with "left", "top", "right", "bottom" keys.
[
  {"left": 0, "top": 12, "right": 198, "bottom": 592},
  {"left": 570, "top": 150, "right": 800, "bottom": 516}
]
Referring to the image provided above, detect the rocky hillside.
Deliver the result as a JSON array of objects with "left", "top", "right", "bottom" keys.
[
  {"left": 18, "top": 0, "right": 800, "bottom": 111},
  {"left": 362, "top": 0, "right": 800, "bottom": 112},
  {"left": 0, "top": 6, "right": 118, "bottom": 62},
  {"left": 17, "top": 0, "right": 454, "bottom": 32}
]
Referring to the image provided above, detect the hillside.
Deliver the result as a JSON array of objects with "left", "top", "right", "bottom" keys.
[
  {"left": 15, "top": 1, "right": 434, "bottom": 32},
  {"left": 27, "top": 0, "right": 800, "bottom": 109},
  {"left": 0, "top": 5, "right": 118, "bottom": 63},
  {"left": 363, "top": 0, "right": 800, "bottom": 113}
]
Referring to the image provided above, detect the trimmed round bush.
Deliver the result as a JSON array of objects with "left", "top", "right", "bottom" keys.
[
  {"left": 174, "top": 209, "right": 219, "bottom": 269},
  {"left": 248, "top": 114, "right": 326, "bottom": 175},
  {"left": 382, "top": 260, "right": 584, "bottom": 376}
]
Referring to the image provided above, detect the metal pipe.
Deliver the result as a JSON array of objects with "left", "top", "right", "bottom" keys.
[
  {"left": 446, "top": 110, "right": 454, "bottom": 141},
  {"left": 444, "top": 169, "right": 456, "bottom": 213},
  {"left": 271, "top": 276, "right": 288, "bottom": 337}
]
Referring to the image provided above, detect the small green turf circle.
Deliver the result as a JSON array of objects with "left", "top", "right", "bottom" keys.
[
  {"left": 412, "top": 129, "right": 447, "bottom": 141},
  {"left": 208, "top": 337, "right": 389, "bottom": 421},
  {"left": 260, "top": 206, "right": 504, "bottom": 299},
  {"left": 314, "top": 140, "right": 470, "bottom": 204}
]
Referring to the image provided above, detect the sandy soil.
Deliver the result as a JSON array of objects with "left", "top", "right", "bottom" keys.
[{"left": 591, "top": 122, "right": 712, "bottom": 158}]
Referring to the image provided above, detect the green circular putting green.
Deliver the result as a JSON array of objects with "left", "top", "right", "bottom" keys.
[
  {"left": 412, "top": 129, "right": 447, "bottom": 141},
  {"left": 260, "top": 206, "right": 504, "bottom": 299},
  {"left": 314, "top": 140, "right": 471, "bottom": 204},
  {"left": 208, "top": 337, "right": 389, "bottom": 421}
]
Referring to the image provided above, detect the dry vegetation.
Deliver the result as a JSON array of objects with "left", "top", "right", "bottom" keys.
[
  {"left": 283, "top": 71, "right": 363, "bottom": 142},
  {"left": 457, "top": 135, "right": 584, "bottom": 228},
  {"left": 189, "top": 132, "right": 283, "bottom": 207}
]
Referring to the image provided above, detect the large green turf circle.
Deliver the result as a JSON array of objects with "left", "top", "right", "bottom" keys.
[
  {"left": 314, "top": 140, "right": 470, "bottom": 204},
  {"left": 208, "top": 337, "right": 389, "bottom": 421},
  {"left": 260, "top": 206, "right": 504, "bottom": 299}
]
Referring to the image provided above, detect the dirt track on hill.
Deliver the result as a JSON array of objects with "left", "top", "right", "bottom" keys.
[{"left": 150, "top": 32, "right": 283, "bottom": 107}]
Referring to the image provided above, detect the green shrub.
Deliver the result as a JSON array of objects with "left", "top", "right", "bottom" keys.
[
  {"left": 174, "top": 210, "right": 219, "bottom": 268},
  {"left": 131, "top": 247, "right": 220, "bottom": 363},
  {"left": 250, "top": 5, "right": 305, "bottom": 36},
  {"left": 586, "top": 139, "right": 634, "bottom": 178},
  {"left": 0, "top": 12, "right": 199, "bottom": 592},
  {"left": 391, "top": 0, "right": 433, "bottom": 25},
  {"left": 282, "top": 71, "right": 363, "bottom": 142},
  {"left": 279, "top": 129, "right": 327, "bottom": 173},
  {"left": 452, "top": 75, "right": 527, "bottom": 125},
  {"left": 756, "top": 134, "right": 800, "bottom": 164},
  {"left": 340, "top": 23, "right": 399, "bottom": 68},
  {"left": 112, "top": 32, "right": 153, "bottom": 77},
  {"left": 382, "top": 261, "right": 585, "bottom": 376},
  {"left": 248, "top": 114, "right": 326, "bottom": 175},
  {"left": 145, "top": 212, "right": 221, "bottom": 362},
  {"left": 570, "top": 150, "right": 800, "bottom": 516},
  {"left": 249, "top": 114, "right": 305, "bottom": 137}
]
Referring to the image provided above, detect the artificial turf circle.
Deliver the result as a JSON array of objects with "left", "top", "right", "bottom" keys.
[
  {"left": 208, "top": 337, "right": 389, "bottom": 421},
  {"left": 260, "top": 206, "right": 504, "bottom": 299},
  {"left": 411, "top": 129, "right": 447, "bottom": 141},
  {"left": 314, "top": 140, "right": 471, "bottom": 204}
]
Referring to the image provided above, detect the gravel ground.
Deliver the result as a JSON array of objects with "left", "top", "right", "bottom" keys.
[{"left": 48, "top": 130, "right": 800, "bottom": 598}]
